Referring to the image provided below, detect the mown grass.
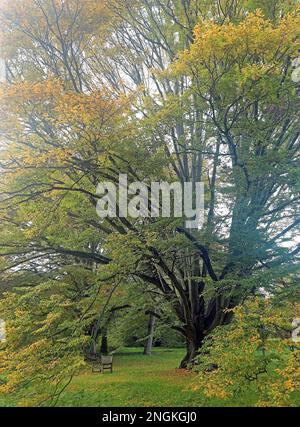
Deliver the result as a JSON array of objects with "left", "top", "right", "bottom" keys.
[
  {"left": 1, "top": 347, "right": 299, "bottom": 407},
  {"left": 56, "top": 347, "right": 258, "bottom": 407}
]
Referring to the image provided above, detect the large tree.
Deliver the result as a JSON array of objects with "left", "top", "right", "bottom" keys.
[{"left": 0, "top": 0, "right": 299, "bottom": 374}]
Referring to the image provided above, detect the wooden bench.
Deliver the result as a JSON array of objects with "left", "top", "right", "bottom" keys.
[{"left": 92, "top": 355, "right": 113, "bottom": 373}]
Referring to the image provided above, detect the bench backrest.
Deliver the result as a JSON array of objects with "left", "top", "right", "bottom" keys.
[{"left": 101, "top": 355, "right": 113, "bottom": 364}]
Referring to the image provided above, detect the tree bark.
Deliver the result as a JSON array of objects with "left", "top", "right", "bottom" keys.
[
  {"left": 100, "top": 330, "right": 108, "bottom": 354},
  {"left": 179, "top": 326, "right": 204, "bottom": 369},
  {"left": 143, "top": 314, "right": 156, "bottom": 356},
  {"left": 91, "top": 338, "right": 97, "bottom": 356}
]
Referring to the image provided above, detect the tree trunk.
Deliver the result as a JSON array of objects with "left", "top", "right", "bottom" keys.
[
  {"left": 100, "top": 331, "right": 108, "bottom": 354},
  {"left": 91, "top": 338, "right": 97, "bottom": 356},
  {"left": 179, "top": 326, "right": 204, "bottom": 369},
  {"left": 143, "top": 314, "right": 156, "bottom": 356}
]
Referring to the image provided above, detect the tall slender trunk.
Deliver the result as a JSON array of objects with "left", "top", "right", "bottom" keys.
[
  {"left": 143, "top": 314, "right": 156, "bottom": 356},
  {"left": 91, "top": 338, "right": 97, "bottom": 355},
  {"left": 100, "top": 329, "right": 108, "bottom": 354}
]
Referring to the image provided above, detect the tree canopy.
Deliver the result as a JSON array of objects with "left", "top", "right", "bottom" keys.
[{"left": 0, "top": 0, "right": 299, "bottom": 406}]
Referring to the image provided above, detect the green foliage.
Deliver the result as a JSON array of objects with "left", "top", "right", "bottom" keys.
[
  {"left": 0, "top": 278, "right": 87, "bottom": 406},
  {"left": 194, "top": 297, "right": 300, "bottom": 406}
]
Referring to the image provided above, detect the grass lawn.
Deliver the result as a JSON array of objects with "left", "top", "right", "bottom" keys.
[
  {"left": 56, "top": 347, "right": 258, "bottom": 407},
  {"left": 1, "top": 347, "right": 298, "bottom": 407}
]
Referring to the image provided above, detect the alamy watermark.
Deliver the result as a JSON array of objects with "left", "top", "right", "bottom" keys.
[{"left": 96, "top": 174, "right": 204, "bottom": 229}]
